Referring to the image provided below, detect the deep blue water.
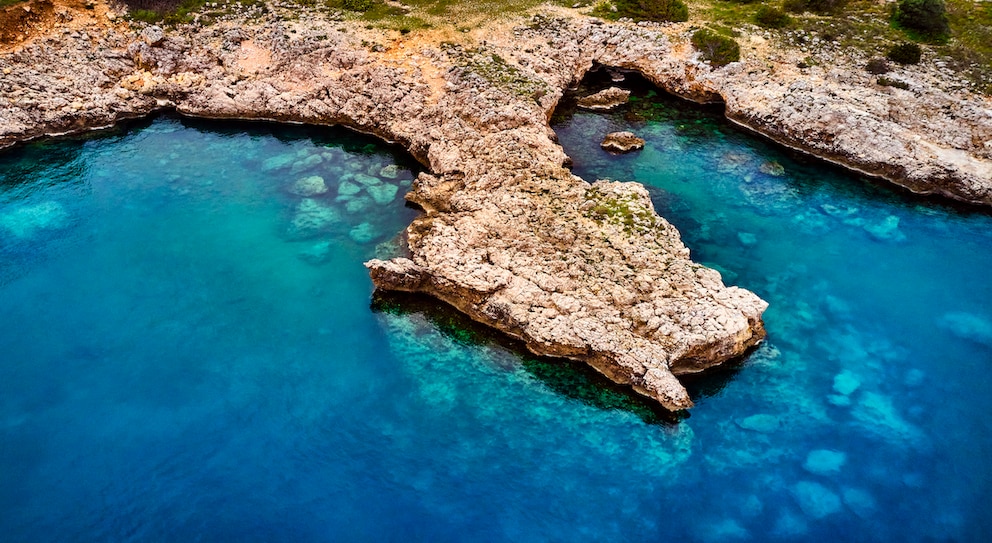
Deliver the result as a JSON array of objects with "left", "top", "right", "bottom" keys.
[{"left": 0, "top": 91, "right": 989, "bottom": 541}]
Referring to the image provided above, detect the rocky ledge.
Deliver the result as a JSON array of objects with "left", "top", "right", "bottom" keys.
[
  {"left": 576, "top": 86, "right": 631, "bottom": 111},
  {"left": 601, "top": 131, "right": 645, "bottom": 153},
  {"left": 1, "top": 3, "right": 990, "bottom": 408}
]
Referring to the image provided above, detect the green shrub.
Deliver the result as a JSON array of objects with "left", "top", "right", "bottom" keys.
[
  {"left": 893, "top": 0, "right": 950, "bottom": 42},
  {"left": 691, "top": 29, "right": 741, "bottom": 67},
  {"left": 866, "top": 57, "right": 891, "bottom": 74},
  {"left": 887, "top": 42, "right": 923, "bottom": 64},
  {"left": 755, "top": 6, "right": 792, "bottom": 29},
  {"left": 783, "top": 0, "right": 848, "bottom": 14},
  {"left": 805, "top": 0, "right": 848, "bottom": 14},
  {"left": 343, "top": 0, "right": 375, "bottom": 11},
  {"left": 128, "top": 8, "right": 162, "bottom": 22},
  {"left": 782, "top": 0, "right": 807, "bottom": 13},
  {"left": 601, "top": 0, "right": 689, "bottom": 23}
]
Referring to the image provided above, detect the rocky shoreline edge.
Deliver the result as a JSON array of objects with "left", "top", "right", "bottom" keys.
[{"left": 2, "top": 4, "right": 990, "bottom": 409}]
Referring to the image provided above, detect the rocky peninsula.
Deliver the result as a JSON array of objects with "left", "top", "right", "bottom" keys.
[{"left": 1, "top": 0, "right": 990, "bottom": 409}]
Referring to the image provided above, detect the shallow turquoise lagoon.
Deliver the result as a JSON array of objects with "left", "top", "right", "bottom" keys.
[{"left": 0, "top": 92, "right": 989, "bottom": 541}]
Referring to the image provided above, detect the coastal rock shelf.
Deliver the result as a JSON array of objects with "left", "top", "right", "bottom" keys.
[
  {"left": 367, "top": 178, "right": 768, "bottom": 410},
  {"left": 1, "top": 4, "right": 990, "bottom": 406}
]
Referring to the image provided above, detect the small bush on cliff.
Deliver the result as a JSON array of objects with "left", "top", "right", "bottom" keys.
[
  {"left": 342, "top": 0, "right": 375, "bottom": 11},
  {"left": 755, "top": 6, "right": 792, "bottom": 29},
  {"left": 691, "top": 29, "right": 740, "bottom": 67},
  {"left": 892, "top": 0, "right": 950, "bottom": 42},
  {"left": 120, "top": 0, "right": 213, "bottom": 23},
  {"left": 781, "top": 0, "right": 848, "bottom": 14},
  {"left": 866, "top": 58, "right": 891, "bottom": 75},
  {"left": 887, "top": 42, "right": 923, "bottom": 64},
  {"left": 782, "top": 0, "right": 806, "bottom": 12},
  {"left": 595, "top": 0, "right": 689, "bottom": 23}
]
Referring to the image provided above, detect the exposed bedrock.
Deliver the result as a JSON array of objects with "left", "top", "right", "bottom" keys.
[
  {"left": 576, "top": 86, "right": 631, "bottom": 111},
  {"left": 2, "top": 7, "right": 990, "bottom": 406}
]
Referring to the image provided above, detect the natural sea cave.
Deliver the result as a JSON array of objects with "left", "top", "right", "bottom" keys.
[{"left": 1, "top": 81, "right": 991, "bottom": 540}]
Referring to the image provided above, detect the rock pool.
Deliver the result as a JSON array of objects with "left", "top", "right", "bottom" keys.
[{"left": 0, "top": 99, "right": 989, "bottom": 541}]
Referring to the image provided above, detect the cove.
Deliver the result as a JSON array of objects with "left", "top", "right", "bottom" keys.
[
  {"left": 0, "top": 99, "right": 989, "bottom": 543},
  {"left": 552, "top": 72, "right": 992, "bottom": 540}
]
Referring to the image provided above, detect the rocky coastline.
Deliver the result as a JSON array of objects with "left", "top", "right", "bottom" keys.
[{"left": 1, "top": 1, "right": 990, "bottom": 409}]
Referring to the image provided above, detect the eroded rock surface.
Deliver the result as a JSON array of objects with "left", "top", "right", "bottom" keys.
[
  {"left": 601, "top": 131, "right": 645, "bottom": 153},
  {"left": 2, "top": 3, "right": 990, "bottom": 407},
  {"left": 577, "top": 86, "right": 631, "bottom": 110}
]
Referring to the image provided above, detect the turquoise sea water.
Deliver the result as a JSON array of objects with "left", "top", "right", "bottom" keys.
[{"left": 0, "top": 88, "right": 989, "bottom": 541}]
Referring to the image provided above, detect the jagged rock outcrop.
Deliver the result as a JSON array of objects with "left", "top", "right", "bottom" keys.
[
  {"left": 601, "top": 131, "right": 645, "bottom": 153},
  {"left": 2, "top": 3, "right": 991, "bottom": 407},
  {"left": 577, "top": 86, "right": 631, "bottom": 110}
]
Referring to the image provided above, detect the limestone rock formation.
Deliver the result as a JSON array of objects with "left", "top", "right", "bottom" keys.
[
  {"left": 368, "top": 178, "right": 767, "bottom": 410},
  {"left": 577, "top": 86, "right": 631, "bottom": 110},
  {"left": 601, "top": 131, "right": 645, "bottom": 153}
]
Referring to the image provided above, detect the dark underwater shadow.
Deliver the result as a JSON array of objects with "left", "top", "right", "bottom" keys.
[
  {"left": 371, "top": 290, "right": 752, "bottom": 425},
  {"left": 0, "top": 137, "right": 90, "bottom": 199},
  {"left": 170, "top": 113, "right": 424, "bottom": 169}
]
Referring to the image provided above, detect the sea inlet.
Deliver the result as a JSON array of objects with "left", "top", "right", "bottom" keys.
[{"left": 1, "top": 86, "right": 991, "bottom": 540}]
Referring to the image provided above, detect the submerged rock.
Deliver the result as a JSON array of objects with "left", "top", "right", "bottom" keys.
[
  {"left": 379, "top": 164, "right": 401, "bottom": 179},
  {"left": 737, "top": 232, "right": 757, "bottom": 246},
  {"left": 759, "top": 160, "right": 785, "bottom": 176},
  {"left": 0, "top": 201, "right": 70, "bottom": 239},
  {"left": 792, "top": 481, "right": 842, "bottom": 519},
  {"left": 842, "top": 487, "right": 877, "bottom": 519},
  {"left": 345, "top": 196, "right": 373, "bottom": 214},
  {"left": 349, "top": 222, "right": 379, "bottom": 244},
  {"left": 803, "top": 449, "right": 847, "bottom": 476},
  {"left": 290, "top": 175, "right": 328, "bottom": 196},
  {"left": 864, "top": 215, "right": 906, "bottom": 242},
  {"left": 850, "top": 392, "right": 925, "bottom": 446},
  {"left": 827, "top": 394, "right": 852, "bottom": 407},
  {"left": 820, "top": 203, "right": 859, "bottom": 219},
  {"left": 291, "top": 153, "right": 324, "bottom": 174},
  {"left": 832, "top": 370, "right": 861, "bottom": 396},
  {"left": 353, "top": 173, "right": 382, "bottom": 187},
  {"left": 936, "top": 311, "right": 992, "bottom": 346},
  {"left": 298, "top": 240, "right": 333, "bottom": 264},
  {"left": 289, "top": 199, "right": 339, "bottom": 237},
  {"left": 337, "top": 180, "right": 362, "bottom": 198},
  {"left": 772, "top": 509, "right": 809, "bottom": 537},
  {"left": 577, "top": 87, "right": 631, "bottom": 111},
  {"left": 698, "top": 518, "right": 749, "bottom": 542},
  {"left": 261, "top": 153, "right": 295, "bottom": 172},
  {"left": 367, "top": 183, "right": 399, "bottom": 205},
  {"left": 601, "top": 131, "right": 645, "bottom": 153},
  {"left": 736, "top": 414, "right": 779, "bottom": 433}
]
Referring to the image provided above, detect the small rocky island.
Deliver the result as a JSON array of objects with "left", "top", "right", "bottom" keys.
[{"left": 1, "top": 0, "right": 990, "bottom": 409}]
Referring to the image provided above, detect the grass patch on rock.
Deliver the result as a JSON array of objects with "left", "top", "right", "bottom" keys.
[
  {"left": 583, "top": 186, "right": 658, "bottom": 234},
  {"left": 691, "top": 28, "right": 741, "bottom": 66},
  {"left": 592, "top": 0, "right": 689, "bottom": 23},
  {"left": 446, "top": 43, "right": 548, "bottom": 98}
]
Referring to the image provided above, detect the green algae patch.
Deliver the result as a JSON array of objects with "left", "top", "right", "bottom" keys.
[{"left": 583, "top": 185, "right": 659, "bottom": 234}]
